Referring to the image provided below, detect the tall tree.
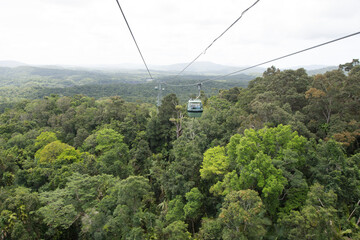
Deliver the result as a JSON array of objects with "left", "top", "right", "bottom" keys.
[
  {"left": 279, "top": 183, "right": 340, "bottom": 240},
  {"left": 219, "top": 190, "right": 270, "bottom": 240}
]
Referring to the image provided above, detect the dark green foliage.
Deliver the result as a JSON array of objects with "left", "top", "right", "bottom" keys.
[
  {"left": 147, "top": 93, "right": 178, "bottom": 153},
  {"left": 163, "top": 220, "right": 192, "bottom": 240},
  {"left": 219, "top": 190, "right": 270, "bottom": 239},
  {"left": 278, "top": 183, "right": 340, "bottom": 240},
  {"left": 80, "top": 175, "right": 155, "bottom": 239},
  {"left": 197, "top": 218, "right": 223, "bottom": 240},
  {"left": 309, "top": 140, "right": 360, "bottom": 210}
]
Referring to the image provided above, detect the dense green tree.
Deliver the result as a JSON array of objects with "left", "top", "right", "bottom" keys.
[
  {"left": 35, "top": 140, "right": 75, "bottom": 164},
  {"left": 130, "top": 139, "right": 152, "bottom": 175},
  {"left": 165, "top": 195, "right": 185, "bottom": 223},
  {"left": 163, "top": 220, "right": 192, "bottom": 240},
  {"left": 247, "top": 67, "right": 310, "bottom": 113},
  {"left": 1, "top": 146, "right": 29, "bottom": 187},
  {"left": 184, "top": 187, "right": 204, "bottom": 235},
  {"left": 119, "top": 104, "right": 150, "bottom": 147},
  {"left": 203, "top": 125, "right": 308, "bottom": 218},
  {"left": 309, "top": 140, "right": 360, "bottom": 209},
  {"left": 83, "top": 176, "right": 155, "bottom": 239},
  {"left": 279, "top": 183, "right": 340, "bottom": 240},
  {"left": 198, "top": 96, "right": 231, "bottom": 147},
  {"left": 161, "top": 123, "right": 205, "bottom": 198},
  {"left": 37, "top": 173, "right": 118, "bottom": 239},
  {"left": 82, "top": 128, "right": 132, "bottom": 178},
  {"left": 197, "top": 217, "right": 223, "bottom": 240},
  {"left": 219, "top": 87, "right": 242, "bottom": 103},
  {"left": 339, "top": 59, "right": 359, "bottom": 72},
  {"left": 333, "top": 64, "right": 360, "bottom": 153},
  {"left": 0, "top": 187, "right": 43, "bottom": 240},
  {"left": 34, "top": 131, "right": 58, "bottom": 150},
  {"left": 219, "top": 190, "right": 270, "bottom": 240},
  {"left": 305, "top": 70, "right": 347, "bottom": 138},
  {"left": 147, "top": 94, "right": 178, "bottom": 153},
  {"left": 16, "top": 138, "right": 83, "bottom": 191},
  {"left": 200, "top": 146, "right": 228, "bottom": 182},
  {"left": 98, "top": 96, "right": 127, "bottom": 123}
]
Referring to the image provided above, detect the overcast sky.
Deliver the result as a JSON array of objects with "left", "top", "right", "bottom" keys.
[{"left": 0, "top": 0, "right": 359, "bottom": 69}]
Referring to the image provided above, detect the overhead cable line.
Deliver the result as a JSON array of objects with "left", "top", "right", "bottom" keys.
[
  {"left": 162, "top": 31, "right": 360, "bottom": 87},
  {"left": 173, "top": 0, "right": 261, "bottom": 78},
  {"left": 115, "top": 0, "right": 153, "bottom": 79}
]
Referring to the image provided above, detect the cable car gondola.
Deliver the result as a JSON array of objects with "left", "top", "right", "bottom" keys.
[
  {"left": 187, "top": 99, "right": 203, "bottom": 118},
  {"left": 187, "top": 83, "right": 203, "bottom": 118}
]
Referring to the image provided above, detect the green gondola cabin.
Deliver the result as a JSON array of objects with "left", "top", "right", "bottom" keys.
[{"left": 187, "top": 99, "right": 203, "bottom": 118}]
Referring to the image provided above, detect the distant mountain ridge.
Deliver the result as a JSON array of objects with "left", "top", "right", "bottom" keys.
[
  {"left": 0, "top": 60, "right": 338, "bottom": 76},
  {"left": 306, "top": 66, "right": 338, "bottom": 75},
  {"left": 86, "top": 61, "right": 338, "bottom": 75},
  {"left": 149, "top": 61, "right": 266, "bottom": 75},
  {"left": 0, "top": 60, "right": 27, "bottom": 68}
]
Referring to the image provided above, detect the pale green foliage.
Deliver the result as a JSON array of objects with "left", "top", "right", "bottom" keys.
[
  {"left": 82, "top": 128, "right": 126, "bottom": 155},
  {"left": 95, "top": 128, "right": 124, "bottom": 154},
  {"left": 35, "top": 140, "right": 75, "bottom": 164},
  {"left": 226, "top": 134, "right": 242, "bottom": 165},
  {"left": 34, "top": 131, "right": 57, "bottom": 149},
  {"left": 56, "top": 148, "right": 82, "bottom": 165},
  {"left": 210, "top": 170, "right": 240, "bottom": 196},
  {"left": 239, "top": 152, "right": 287, "bottom": 215},
  {"left": 204, "top": 125, "right": 304, "bottom": 216},
  {"left": 235, "top": 125, "right": 307, "bottom": 165},
  {"left": 200, "top": 146, "right": 228, "bottom": 180}
]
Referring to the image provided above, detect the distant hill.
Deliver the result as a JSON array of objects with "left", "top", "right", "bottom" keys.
[
  {"left": 306, "top": 66, "right": 338, "bottom": 75},
  {"left": 150, "top": 61, "right": 240, "bottom": 73},
  {"left": 0, "top": 63, "right": 256, "bottom": 88},
  {"left": 288, "top": 65, "right": 330, "bottom": 70},
  {"left": 150, "top": 61, "right": 267, "bottom": 76},
  {"left": 0, "top": 66, "right": 151, "bottom": 88},
  {"left": 0, "top": 60, "right": 341, "bottom": 87},
  {"left": 76, "top": 61, "right": 266, "bottom": 76},
  {"left": 82, "top": 61, "right": 338, "bottom": 77},
  {"left": 278, "top": 65, "right": 338, "bottom": 75},
  {"left": 0, "top": 60, "right": 27, "bottom": 68}
]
